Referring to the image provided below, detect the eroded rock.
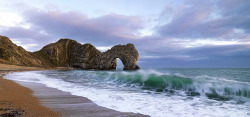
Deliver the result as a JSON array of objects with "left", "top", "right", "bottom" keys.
[
  {"left": 36, "top": 39, "right": 140, "bottom": 70},
  {"left": 0, "top": 36, "right": 140, "bottom": 70},
  {"left": 0, "top": 35, "right": 41, "bottom": 66}
]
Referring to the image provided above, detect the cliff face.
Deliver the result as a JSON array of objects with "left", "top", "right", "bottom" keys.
[
  {"left": 0, "top": 35, "right": 140, "bottom": 70},
  {"left": 34, "top": 39, "right": 102, "bottom": 69},
  {"left": 0, "top": 36, "right": 41, "bottom": 66},
  {"left": 35, "top": 39, "right": 140, "bottom": 70}
]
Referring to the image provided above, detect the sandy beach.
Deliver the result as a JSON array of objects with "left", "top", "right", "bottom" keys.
[
  {"left": 0, "top": 64, "right": 59, "bottom": 116},
  {"left": 0, "top": 64, "right": 146, "bottom": 117},
  {"left": 0, "top": 72, "right": 60, "bottom": 116}
]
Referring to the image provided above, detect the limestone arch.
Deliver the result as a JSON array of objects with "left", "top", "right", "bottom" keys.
[{"left": 104, "top": 43, "right": 140, "bottom": 70}]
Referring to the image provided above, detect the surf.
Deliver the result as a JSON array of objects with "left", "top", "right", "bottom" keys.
[
  {"left": 73, "top": 69, "right": 250, "bottom": 100},
  {"left": 4, "top": 68, "right": 250, "bottom": 117}
]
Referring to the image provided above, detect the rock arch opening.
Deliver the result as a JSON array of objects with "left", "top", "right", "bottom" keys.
[{"left": 116, "top": 58, "right": 124, "bottom": 70}]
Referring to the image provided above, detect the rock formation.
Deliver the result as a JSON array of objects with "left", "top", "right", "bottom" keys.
[
  {"left": 0, "top": 35, "right": 140, "bottom": 70},
  {"left": 99, "top": 44, "right": 140, "bottom": 70},
  {"left": 0, "top": 36, "right": 41, "bottom": 66},
  {"left": 35, "top": 39, "right": 140, "bottom": 70}
]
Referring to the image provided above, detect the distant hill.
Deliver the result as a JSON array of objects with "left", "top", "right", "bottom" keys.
[{"left": 0, "top": 35, "right": 140, "bottom": 70}]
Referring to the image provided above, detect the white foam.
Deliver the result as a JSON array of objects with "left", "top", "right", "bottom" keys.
[
  {"left": 4, "top": 71, "right": 250, "bottom": 117},
  {"left": 174, "top": 73, "right": 186, "bottom": 78}
]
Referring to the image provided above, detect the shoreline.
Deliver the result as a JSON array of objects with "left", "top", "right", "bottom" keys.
[
  {"left": 0, "top": 64, "right": 147, "bottom": 117},
  {"left": 14, "top": 80, "right": 146, "bottom": 117},
  {"left": 0, "top": 72, "right": 60, "bottom": 117}
]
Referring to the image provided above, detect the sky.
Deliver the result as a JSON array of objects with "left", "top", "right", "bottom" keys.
[{"left": 0, "top": 0, "right": 250, "bottom": 68}]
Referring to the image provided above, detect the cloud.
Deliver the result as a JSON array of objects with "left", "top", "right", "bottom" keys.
[
  {"left": 182, "top": 44, "right": 250, "bottom": 59},
  {"left": 22, "top": 9, "right": 144, "bottom": 45},
  {"left": 139, "top": 44, "right": 250, "bottom": 68},
  {"left": 0, "top": 26, "right": 54, "bottom": 51},
  {"left": 0, "top": 1, "right": 249, "bottom": 68},
  {"left": 96, "top": 46, "right": 112, "bottom": 52},
  {"left": 1, "top": 8, "right": 144, "bottom": 51},
  {"left": 157, "top": 0, "right": 250, "bottom": 39},
  {"left": 2, "top": 26, "right": 49, "bottom": 40}
]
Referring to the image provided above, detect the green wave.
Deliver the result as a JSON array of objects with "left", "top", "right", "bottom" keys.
[
  {"left": 98, "top": 71, "right": 250, "bottom": 99},
  {"left": 142, "top": 75, "right": 193, "bottom": 90}
]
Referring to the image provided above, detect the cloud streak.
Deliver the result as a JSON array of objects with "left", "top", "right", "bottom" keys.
[
  {"left": 24, "top": 9, "right": 144, "bottom": 44},
  {"left": 158, "top": 0, "right": 250, "bottom": 39},
  {"left": 1, "top": 8, "right": 144, "bottom": 51}
]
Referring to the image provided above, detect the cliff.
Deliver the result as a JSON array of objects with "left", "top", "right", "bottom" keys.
[
  {"left": 0, "top": 35, "right": 140, "bottom": 70},
  {"left": 0, "top": 36, "right": 41, "bottom": 66}
]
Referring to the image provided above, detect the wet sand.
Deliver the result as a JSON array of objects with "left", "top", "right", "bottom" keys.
[
  {"left": 0, "top": 64, "right": 147, "bottom": 117},
  {"left": 0, "top": 72, "right": 60, "bottom": 117},
  {"left": 15, "top": 81, "right": 146, "bottom": 117},
  {"left": 0, "top": 63, "right": 44, "bottom": 71}
]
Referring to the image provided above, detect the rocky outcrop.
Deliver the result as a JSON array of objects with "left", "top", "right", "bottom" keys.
[
  {"left": 97, "top": 44, "right": 140, "bottom": 70},
  {"left": 0, "top": 36, "right": 41, "bottom": 66},
  {"left": 35, "top": 39, "right": 140, "bottom": 70},
  {"left": 0, "top": 35, "right": 140, "bottom": 70}
]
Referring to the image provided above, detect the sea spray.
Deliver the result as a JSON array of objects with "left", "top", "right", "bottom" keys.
[{"left": 4, "top": 68, "right": 250, "bottom": 117}]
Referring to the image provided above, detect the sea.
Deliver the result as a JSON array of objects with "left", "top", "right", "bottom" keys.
[{"left": 4, "top": 68, "right": 250, "bottom": 117}]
